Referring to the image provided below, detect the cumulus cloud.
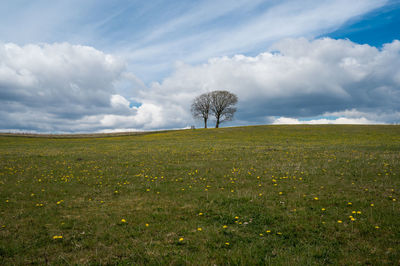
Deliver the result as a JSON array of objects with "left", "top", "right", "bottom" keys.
[
  {"left": 144, "top": 38, "right": 400, "bottom": 127},
  {"left": 0, "top": 42, "right": 138, "bottom": 132},
  {"left": 1, "top": 38, "right": 400, "bottom": 133}
]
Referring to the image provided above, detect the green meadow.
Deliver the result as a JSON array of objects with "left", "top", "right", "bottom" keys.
[{"left": 0, "top": 125, "right": 399, "bottom": 265}]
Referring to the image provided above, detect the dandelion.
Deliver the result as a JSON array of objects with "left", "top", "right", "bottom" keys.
[
  {"left": 356, "top": 211, "right": 361, "bottom": 214},
  {"left": 375, "top": 225, "right": 380, "bottom": 229},
  {"left": 259, "top": 233, "right": 264, "bottom": 236},
  {"left": 337, "top": 220, "right": 343, "bottom": 223},
  {"left": 179, "top": 237, "right": 184, "bottom": 242},
  {"left": 225, "top": 242, "right": 230, "bottom": 246},
  {"left": 370, "top": 203, "right": 374, "bottom": 207},
  {"left": 277, "top": 232, "right": 282, "bottom": 235},
  {"left": 198, "top": 212, "right": 203, "bottom": 216},
  {"left": 223, "top": 225, "right": 228, "bottom": 229},
  {"left": 197, "top": 227, "right": 202, "bottom": 231},
  {"left": 234, "top": 216, "right": 239, "bottom": 219},
  {"left": 279, "top": 192, "right": 283, "bottom": 195},
  {"left": 258, "top": 193, "right": 263, "bottom": 196},
  {"left": 321, "top": 208, "right": 326, "bottom": 211},
  {"left": 145, "top": 223, "right": 149, "bottom": 227},
  {"left": 347, "top": 202, "right": 352, "bottom": 205},
  {"left": 266, "top": 230, "right": 271, "bottom": 233},
  {"left": 52, "top": 235, "right": 63, "bottom": 239},
  {"left": 314, "top": 197, "right": 319, "bottom": 200},
  {"left": 121, "top": 219, "right": 126, "bottom": 223}
]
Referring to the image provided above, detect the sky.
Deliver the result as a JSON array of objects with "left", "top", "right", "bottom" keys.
[{"left": 0, "top": 0, "right": 400, "bottom": 132}]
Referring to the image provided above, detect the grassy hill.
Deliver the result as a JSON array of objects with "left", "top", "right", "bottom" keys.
[{"left": 0, "top": 125, "right": 399, "bottom": 264}]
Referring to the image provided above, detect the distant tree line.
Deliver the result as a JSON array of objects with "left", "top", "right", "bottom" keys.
[{"left": 191, "top": 90, "right": 238, "bottom": 128}]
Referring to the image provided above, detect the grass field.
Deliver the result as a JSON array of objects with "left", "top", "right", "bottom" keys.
[{"left": 0, "top": 125, "right": 399, "bottom": 265}]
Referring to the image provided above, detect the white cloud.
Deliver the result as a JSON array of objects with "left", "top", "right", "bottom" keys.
[
  {"left": 0, "top": 42, "right": 125, "bottom": 106},
  {"left": 272, "top": 116, "right": 379, "bottom": 125},
  {"left": 141, "top": 38, "right": 400, "bottom": 127},
  {"left": 0, "top": 42, "right": 138, "bottom": 132},
  {"left": 111, "top": 94, "right": 130, "bottom": 108},
  {"left": 1, "top": 38, "right": 400, "bottom": 133}
]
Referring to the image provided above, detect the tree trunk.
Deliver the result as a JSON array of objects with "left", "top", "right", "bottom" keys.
[
  {"left": 204, "top": 118, "right": 207, "bottom": 128},
  {"left": 215, "top": 116, "right": 220, "bottom": 128}
]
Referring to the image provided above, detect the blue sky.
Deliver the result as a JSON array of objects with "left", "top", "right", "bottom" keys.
[
  {"left": 327, "top": 1, "right": 400, "bottom": 46},
  {"left": 0, "top": 0, "right": 399, "bottom": 132}
]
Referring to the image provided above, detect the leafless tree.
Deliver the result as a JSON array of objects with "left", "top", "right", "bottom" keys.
[
  {"left": 210, "top": 90, "right": 238, "bottom": 128},
  {"left": 191, "top": 92, "right": 212, "bottom": 128}
]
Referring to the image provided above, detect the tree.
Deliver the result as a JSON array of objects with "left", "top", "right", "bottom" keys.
[
  {"left": 191, "top": 92, "right": 212, "bottom": 128},
  {"left": 210, "top": 90, "right": 238, "bottom": 128}
]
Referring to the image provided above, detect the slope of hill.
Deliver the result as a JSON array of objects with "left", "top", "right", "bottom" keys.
[{"left": 0, "top": 125, "right": 399, "bottom": 264}]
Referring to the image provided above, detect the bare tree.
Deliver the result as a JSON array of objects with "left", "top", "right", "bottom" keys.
[
  {"left": 191, "top": 92, "right": 212, "bottom": 128},
  {"left": 210, "top": 90, "right": 238, "bottom": 128}
]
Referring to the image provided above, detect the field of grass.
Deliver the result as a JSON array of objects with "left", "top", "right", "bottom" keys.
[{"left": 0, "top": 125, "right": 399, "bottom": 265}]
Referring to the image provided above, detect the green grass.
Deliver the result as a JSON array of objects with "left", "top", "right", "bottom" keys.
[{"left": 0, "top": 125, "right": 399, "bottom": 265}]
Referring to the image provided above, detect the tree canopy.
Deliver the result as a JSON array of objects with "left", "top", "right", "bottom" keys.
[{"left": 191, "top": 90, "right": 238, "bottom": 128}]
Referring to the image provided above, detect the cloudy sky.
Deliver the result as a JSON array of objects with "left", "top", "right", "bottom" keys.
[{"left": 1, "top": 0, "right": 400, "bottom": 132}]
